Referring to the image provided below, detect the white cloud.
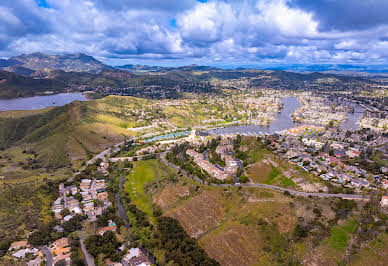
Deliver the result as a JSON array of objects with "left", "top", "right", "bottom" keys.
[{"left": 0, "top": 0, "right": 388, "bottom": 65}]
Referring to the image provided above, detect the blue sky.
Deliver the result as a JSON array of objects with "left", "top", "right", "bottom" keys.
[{"left": 1, "top": 0, "right": 388, "bottom": 67}]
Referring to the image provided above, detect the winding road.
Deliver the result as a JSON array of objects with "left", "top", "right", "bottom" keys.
[
  {"left": 39, "top": 246, "right": 53, "bottom": 266},
  {"left": 86, "top": 140, "right": 372, "bottom": 205},
  {"left": 159, "top": 152, "right": 371, "bottom": 200}
]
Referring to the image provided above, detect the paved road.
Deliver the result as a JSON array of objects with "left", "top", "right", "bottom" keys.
[
  {"left": 109, "top": 152, "right": 162, "bottom": 163},
  {"left": 159, "top": 152, "right": 371, "bottom": 200},
  {"left": 39, "top": 246, "right": 53, "bottom": 266},
  {"left": 90, "top": 179, "right": 97, "bottom": 199},
  {"left": 86, "top": 137, "right": 137, "bottom": 165},
  {"left": 79, "top": 234, "right": 95, "bottom": 266}
]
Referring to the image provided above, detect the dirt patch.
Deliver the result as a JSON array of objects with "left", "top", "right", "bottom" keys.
[
  {"left": 166, "top": 191, "right": 222, "bottom": 238},
  {"left": 246, "top": 161, "right": 272, "bottom": 183},
  {"left": 298, "top": 182, "right": 329, "bottom": 193},
  {"left": 154, "top": 184, "right": 190, "bottom": 210},
  {"left": 302, "top": 243, "right": 342, "bottom": 266},
  {"left": 199, "top": 223, "right": 260, "bottom": 266}
]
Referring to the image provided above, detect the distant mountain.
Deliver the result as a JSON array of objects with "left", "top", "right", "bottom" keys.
[
  {"left": 1, "top": 52, "right": 110, "bottom": 74},
  {"left": 2, "top": 65, "right": 36, "bottom": 76},
  {"left": 116, "top": 64, "right": 165, "bottom": 72},
  {"left": 265, "top": 64, "right": 388, "bottom": 74},
  {"left": 116, "top": 64, "right": 220, "bottom": 73}
]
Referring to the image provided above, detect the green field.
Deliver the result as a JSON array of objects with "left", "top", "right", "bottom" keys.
[
  {"left": 124, "top": 160, "right": 158, "bottom": 216},
  {"left": 328, "top": 219, "right": 358, "bottom": 251},
  {"left": 265, "top": 166, "right": 281, "bottom": 184}
]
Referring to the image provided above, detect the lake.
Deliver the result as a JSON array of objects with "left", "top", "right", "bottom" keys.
[
  {"left": 0, "top": 93, "right": 89, "bottom": 111},
  {"left": 202, "top": 97, "right": 302, "bottom": 136},
  {"left": 200, "top": 96, "right": 362, "bottom": 136},
  {"left": 339, "top": 103, "right": 364, "bottom": 131}
]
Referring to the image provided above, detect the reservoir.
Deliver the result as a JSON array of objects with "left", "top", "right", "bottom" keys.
[{"left": 0, "top": 93, "right": 89, "bottom": 111}]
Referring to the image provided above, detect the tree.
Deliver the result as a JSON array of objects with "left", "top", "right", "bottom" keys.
[
  {"left": 60, "top": 208, "right": 71, "bottom": 217},
  {"left": 55, "top": 260, "right": 67, "bottom": 266}
]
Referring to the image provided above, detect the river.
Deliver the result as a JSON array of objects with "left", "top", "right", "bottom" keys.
[{"left": 0, "top": 92, "right": 89, "bottom": 111}]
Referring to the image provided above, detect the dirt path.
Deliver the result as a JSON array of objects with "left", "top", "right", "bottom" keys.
[{"left": 153, "top": 162, "right": 160, "bottom": 179}]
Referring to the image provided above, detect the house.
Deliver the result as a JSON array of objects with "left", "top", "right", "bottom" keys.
[
  {"left": 351, "top": 179, "right": 361, "bottom": 188},
  {"left": 83, "top": 202, "right": 94, "bottom": 212},
  {"left": 82, "top": 194, "right": 92, "bottom": 202},
  {"left": 339, "top": 174, "right": 352, "bottom": 183},
  {"left": 346, "top": 150, "right": 360, "bottom": 158},
  {"left": 12, "top": 248, "right": 38, "bottom": 259},
  {"left": 123, "top": 248, "right": 152, "bottom": 266},
  {"left": 52, "top": 204, "right": 64, "bottom": 214},
  {"left": 380, "top": 196, "right": 388, "bottom": 206},
  {"left": 69, "top": 206, "right": 82, "bottom": 214},
  {"left": 63, "top": 215, "right": 73, "bottom": 222},
  {"left": 97, "top": 191, "right": 109, "bottom": 201},
  {"left": 96, "top": 220, "right": 117, "bottom": 235},
  {"left": 51, "top": 237, "right": 71, "bottom": 265},
  {"left": 360, "top": 179, "right": 370, "bottom": 188},
  {"left": 9, "top": 240, "right": 29, "bottom": 251},
  {"left": 128, "top": 255, "right": 151, "bottom": 266},
  {"left": 66, "top": 186, "right": 78, "bottom": 195}
]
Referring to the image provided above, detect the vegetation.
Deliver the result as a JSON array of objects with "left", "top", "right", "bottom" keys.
[
  {"left": 84, "top": 231, "right": 121, "bottom": 262},
  {"left": 157, "top": 216, "right": 219, "bottom": 265}
]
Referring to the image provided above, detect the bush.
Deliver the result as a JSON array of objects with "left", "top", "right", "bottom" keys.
[
  {"left": 238, "top": 175, "right": 249, "bottom": 183},
  {"left": 293, "top": 224, "right": 308, "bottom": 240}
]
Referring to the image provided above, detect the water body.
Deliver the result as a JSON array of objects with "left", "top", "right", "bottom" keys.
[
  {"left": 339, "top": 103, "right": 364, "bottom": 131},
  {"left": 202, "top": 97, "right": 302, "bottom": 136},
  {"left": 0, "top": 93, "right": 89, "bottom": 111}
]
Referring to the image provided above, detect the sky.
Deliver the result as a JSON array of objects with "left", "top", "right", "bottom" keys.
[{"left": 1, "top": 0, "right": 388, "bottom": 68}]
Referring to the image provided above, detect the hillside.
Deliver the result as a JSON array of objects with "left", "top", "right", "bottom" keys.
[
  {"left": 119, "top": 154, "right": 388, "bottom": 266},
  {"left": 0, "top": 70, "right": 65, "bottom": 98}
]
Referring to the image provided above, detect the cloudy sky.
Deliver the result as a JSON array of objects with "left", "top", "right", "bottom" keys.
[{"left": 1, "top": 0, "right": 388, "bottom": 67}]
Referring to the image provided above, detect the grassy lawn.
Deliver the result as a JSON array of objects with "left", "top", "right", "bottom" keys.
[{"left": 124, "top": 160, "right": 157, "bottom": 217}]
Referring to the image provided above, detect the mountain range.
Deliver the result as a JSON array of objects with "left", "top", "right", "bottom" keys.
[
  {"left": 0, "top": 52, "right": 384, "bottom": 100},
  {"left": 0, "top": 52, "right": 109, "bottom": 75}
]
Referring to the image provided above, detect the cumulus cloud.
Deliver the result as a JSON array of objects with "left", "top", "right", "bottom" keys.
[{"left": 0, "top": 0, "right": 388, "bottom": 66}]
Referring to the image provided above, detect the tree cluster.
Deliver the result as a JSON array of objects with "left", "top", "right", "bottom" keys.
[{"left": 156, "top": 216, "right": 219, "bottom": 266}]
